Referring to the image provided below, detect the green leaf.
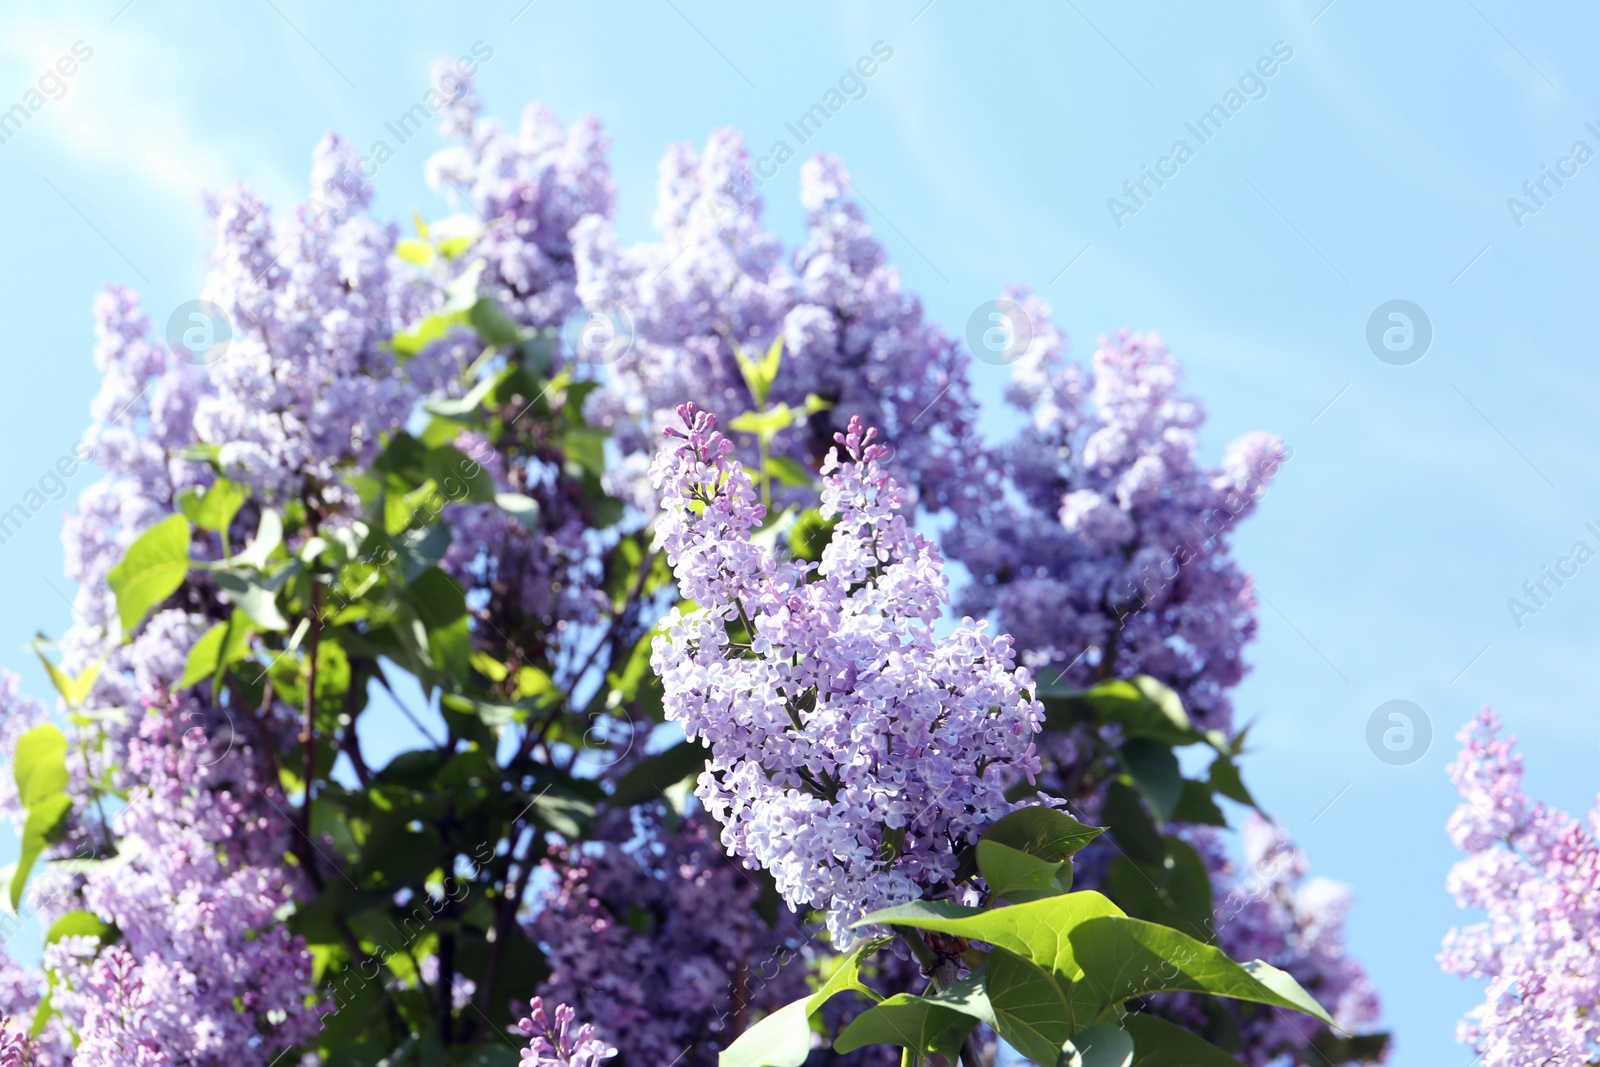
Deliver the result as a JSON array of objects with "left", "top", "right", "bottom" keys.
[
  {"left": 426, "top": 445, "right": 496, "bottom": 504},
  {"left": 1101, "top": 781, "right": 1167, "bottom": 866},
  {"left": 44, "top": 909, "right": 115, "bottom": 945},
  {"left": 765, "top": 454, "right": 814, "bottom": 488},
  {"left": 32, "top": 647, "right": 100, "bottom": 709},
  {"left": 28, "top": 991, "right": 55, "bottom": 1038},
  {"left": 855, "top": 899, "right": 985, "bottom": 929},
  {"left": 1059, "top": 1022, "right": 1134, "bottom": 1067},
  {"left": 1104, "top": 836, "right": 1215, "bottom": 944},
  {"left": 720, "top": 938, "right": 887, "bottom": 1067},
  {"left": 1120, "top": 739, "right": 1182, "bottom": 822},
  {"left": 393, "top": 308, "right": 469, "bottom": 363},
  {"left": 395, "top": 238, "right": 435, "bottom": 266},
  {"left": 863, "top": 892, "right": 1124, "bottom": 984},
  {"left": 1067, "top": 916, "right": 1336, "bottom": 1026},
  {"left": 1120, "top": 1014, "right": 1245, "bottom": 1066},
  {"left": 234, "top": 509, "right": 284, "bottom": 570},
  {"left": 833, "top": 993, "right": 977, "bottom": 1063},
  {"left": 468, "top": 297, "right": 522, "bottom": 347},
  {"left": 974, "top": 952, "right": 1077, "bottom": 1065},
  {"left": 106, "top": 515, "right": 191, "bottom": 636},
  {"left": 438, "top": 235, "right": 475, "bottom": 260},
  {"left": 733, "top": 337, "right": 783, "bottom": 408},
  {"left": 918, "top": 950, "right": 1092, "bottom": 1067},
  {"left": 1170, "top": 780, "right": 1228, "bottom": 827},
  {"left": 14, "top": 793, "right": 71, "bottom": 910},
  {"left": 14, "top": 725, "right": 68, "bottom": 807},
  {"left": 1208, "top": 757, "right": 1256, "bottom": 808},
  {"left": 977, "top": 840, "right": 1072, "bottom": 904},
  {"left": 177, "top": 477, "right": 247, "bottom": 533},
  {"left": 1046, "top": 676, "right": 1202, "bottom": 749},
  {"left": 213, "top": 565, "right": 295, "bottom": 632},
  {"left": 405, "top": 568, "right": 468, "bottom": 630},
  {"left": 563, "top": 429, "right": 607, "bottom": 479},
  {"left": 789, "top": 510, "right": 835, "bottom": 563},
  {"left": 394, "top": 523, "right": 453, "bottom": 583},
  {"left": 610, "top": 742, "right": 708, "bottom": 806},
  {"left": 728, "top": 404, "right": 795, "bottom": 445},
  {"left": 982, "top": 806, "right": 1104, "bottom": 861},
  {"left": 179, "top": 622, "right": 227, "bottom": 688},
  {"left": 495, "top": 492, "right": 542, "bottom": 531},
  {"left": 1309, "top": 1028, "right": 1391, "bottom": 1064},
  {"left": 423, "top": 374, "right": 498, "bottom": 418},
  {"left": 178, "top": 612, "right": 257, "bottom": 691}
]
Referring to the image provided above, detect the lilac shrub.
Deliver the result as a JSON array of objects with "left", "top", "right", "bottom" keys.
[{"left": 0, "top": 67, "right": 1384, "bottom": 1067}]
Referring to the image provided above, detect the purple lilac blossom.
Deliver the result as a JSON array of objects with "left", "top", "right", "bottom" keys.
[
  {"left": 67, "top": 947, "right": 170, "bottom": 1067},
  {"left": 0, "top": 1023, "right": 34, "bottom": 1067},
  {"left": 439, "top": 430, "right": 605, "bottom": 662},
  {"left": 575, "top": 133, "right": 981, "bottom": 515},
  {"left": 648, "top": 404, "right": 1041, "bottom": 943},
  {"left": 62, "top": 133, "right": 460, "bottom": 693},
  {"left": 424, "top": 64, "right": 614, "bottom": 331},
  {"left": 531, "top": 809, "right": 810, "bottom": 1067},
  {"left": 945, "top": 289, "right": 1285, "bottom": 738},
  {"left": 1440, "top": 709, "right": 1600, "bottom": 1067},
  {"left": 518, "top": 997, "right": 617, "bottom": 1067},
  {"left": 43, "top": 731, "right": 318, "bottom": 1066}
]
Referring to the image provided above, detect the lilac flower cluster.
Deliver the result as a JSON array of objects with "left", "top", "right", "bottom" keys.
[
  {"left": 191, "top": 134, "right": 454, "bottom": 502},
  {"left": 518, "top": 997, "right": 616, "bottom": 1067},
  {"left": 0, "top": 951, "right": 69, "bottom": 1067},
  {"left": 62, "top": 131, "right": 461, "bottom": 693},
  {"left": 440, "top": 431, "right": 604, "bottom": 656},
  {"left": 69, "top": 947, "right": 169, "bottom": 1067},
  {"left": 530, "top": 810, "right": 809, "bottom": 1066},
  {"left": 648, "top": 405, "right": 1041, "bottom": 942},
  {"left": 945, "top": 289, "right": 1285, "bottom": 736},
  {"left": 42, "top": 734, "right": 318, "bottom": 1066},
  {"left": 1440, "top": 709, "right": 1600, "bottom": 1066},
  {"left": 425, "top": 65, "right": 614, "bottom": 331},
  {"left": 0, "top": 1019, "right": 36, "bottom": 1067},
  {"left": 575, "top": 133, "right": 981, "bottom": 514}
]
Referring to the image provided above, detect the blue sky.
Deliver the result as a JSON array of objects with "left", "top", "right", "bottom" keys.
[{"left": 3, "top": 1, "right": 1599, "bottom": 1061}]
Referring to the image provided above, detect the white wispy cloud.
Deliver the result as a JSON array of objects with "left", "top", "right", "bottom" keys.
[{"left": 1, "top": 18, "right": 300, "bottom": 208}]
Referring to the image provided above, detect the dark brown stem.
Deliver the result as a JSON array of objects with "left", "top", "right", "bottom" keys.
[
  {"left": 341, "top": 679, "right": 372, "bottom": 790},
  {"left": 731, "top": 953, "right": 750, "bottom": 1038},
  {"left": 300, "top": 585, "right": 323, "bottom": 862},
  {"left": 470, "top": 822, "right": 539, "bottom": 1042}
]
